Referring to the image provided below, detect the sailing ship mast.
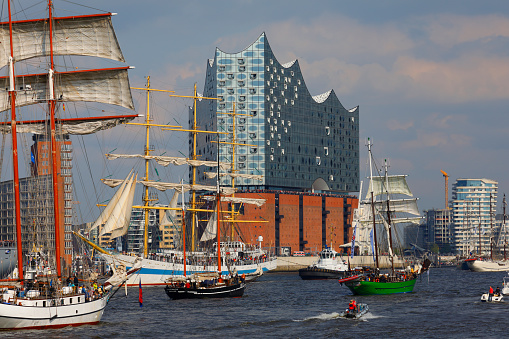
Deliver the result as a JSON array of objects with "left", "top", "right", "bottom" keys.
[
  {"left": 7, "top": 0, "right": 23, "bottom": 279},
  {"left": 367, "top": 138, "right": 379, "bottom": 269}
]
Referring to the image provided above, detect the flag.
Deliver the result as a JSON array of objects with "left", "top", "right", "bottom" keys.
[
  {"left": 139, "top": 279, "right": 143, "bottom": 307},
  {"left": 350, "top": 222, "right": 357, "bottom": 258},
  {"left": 31, "top": 152, "right": 35, "bottom": 163},
  {"left": 63, "top": 103, "right": 65, "bottom": 111}
]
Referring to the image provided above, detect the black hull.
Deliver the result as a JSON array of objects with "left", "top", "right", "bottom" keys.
[
  {"left": 165, "top": 282, "right": 246, "bottom": 299},
  {"left": 298, "top": 267, "right": 348, "bottom": 280}
]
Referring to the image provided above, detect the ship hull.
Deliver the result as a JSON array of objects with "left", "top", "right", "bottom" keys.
[
  {"left": 345, "top": 278, "right": 417, "bottom": 295},
  {"left": 164, "top": 282, "right": 246, "bottom": 299},
  {"left": 466, "top": 259, "right": 509, "bottom": 272},
  {"left": 298, "top": 267, "right": 348, "bottom": 280},
  {"left": 104, "top": 254, "right": 277, "bottom": 286},
  {"left": 0, "top": 295, "right": 108, "bottom": 330}
]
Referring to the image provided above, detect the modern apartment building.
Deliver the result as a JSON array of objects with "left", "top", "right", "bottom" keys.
[{"left": 451, "top": 178, "right": 498, "bottom": 255}]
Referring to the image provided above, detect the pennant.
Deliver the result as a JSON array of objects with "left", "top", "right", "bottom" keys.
[{"left": 139, "top": 279, "right": 143, "bottom": 307}]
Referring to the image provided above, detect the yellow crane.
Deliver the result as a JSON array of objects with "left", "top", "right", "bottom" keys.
[{"left": 440, "top": 170, "right": 449, "bottom": 209}]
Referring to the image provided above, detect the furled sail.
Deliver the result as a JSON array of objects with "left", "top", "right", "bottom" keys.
[
  {"left": 201, "top": 195, "right": 266, "bottom": 207},
  {"left": 106, "top": 153, "right": 230, "bottom": 170},
  {"left": 160, "top": 191, "right": 179, "bottom": 228},
  {"left": 204, "top": 172, "right": 263, "bottom": 181},
  {"left": 366, "top": 175, "right": 412, "bottom": 199},
  {"left": 98, "top": 173, "right": 137, "bottom": 238},
  {"left": 101, "top": 178, "right": 236, "bottom": 195},
  {"left": 0, "top": 14, "right": 124, "bottom": 68},
  {"left": 89, "top": 171, "right": 132, "bottom": 232},
  {"left": 0, "top": 115, "right": 137, "bottom": 135},
  {"left": 200, "top": 209, "right": 217, "bottom": 242},
  {"left": 0, "top": 67, "right": 134, "bottom": 113}
]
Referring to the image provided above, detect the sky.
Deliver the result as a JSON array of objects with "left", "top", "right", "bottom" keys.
[{"left": 3, "top": 0, "right": 509, "bottom": 222}]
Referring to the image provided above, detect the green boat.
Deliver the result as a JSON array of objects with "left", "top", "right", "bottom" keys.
[
  {"left": 339, "top": 139, "right": 430, "bottom": 296},
  {"left": 343, "top": 277, "right": 417, "bottom": 295}
]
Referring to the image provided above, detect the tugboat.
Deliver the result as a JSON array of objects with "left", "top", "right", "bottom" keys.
[{"left": 299, "top": 246, "right": 348, "bottom": 280}]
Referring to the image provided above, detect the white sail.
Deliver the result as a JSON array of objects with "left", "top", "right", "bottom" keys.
[
  {"left": 106, "top": 153, "right": 231, "bottom": 170},
  {"left": 99, "top": 173, "right": 136, "bottom": 237},
  {"left": 110, "top": 174, "right": 137, "bottom": 239},
  {"left": 89, "top": 171, "right": 132, "bottom": 232},
  {"left": 200, "top": 209, "right": 217, "bottom": 242},
  {"left": 374, "top": 198, "right": 420, "bottom": 216},
  {"left": 0, "top": 14, "right": 124, "bottom": 67},
  {"left": 201, "top": 195, "right": 266, "bottom": 207},
  {"left": 160, "top": 191, "right": 179, "bottom": 227},
  {"left": 366, "top": 175, "right": 413, "bottom": 199},
  {"left": 0, "top": 116, "right": 136, "bottom": 135},
  {"left": 204, "top": 172, "right": 263, "bottom": 181},
  {"left": 101, "top": 178, "right": 236, "bottom": 195}
]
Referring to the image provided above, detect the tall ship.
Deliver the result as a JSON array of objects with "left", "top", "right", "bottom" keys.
[
  {"left": 338, "top": 138, "right": 430, "bottom": 295},
  {"left": 83, "top": 83, "right": 276, "bottom": 286},
  {"left": 0, "top": 0, "right": 141, "bottom": 329}
]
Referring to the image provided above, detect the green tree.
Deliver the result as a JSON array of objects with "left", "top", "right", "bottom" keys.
[{"left": 430, "top": 243, "right": 440, "bottom": 254}]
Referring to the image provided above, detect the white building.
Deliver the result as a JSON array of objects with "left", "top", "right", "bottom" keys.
[{"left": 451, "top": 178, "right": 498, "bottom": 256}]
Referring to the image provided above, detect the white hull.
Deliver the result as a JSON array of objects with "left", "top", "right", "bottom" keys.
[
  {"left": 467, "top": 259, "right": 509, "bottom": 272},
  {"left": 104, "top": 254, "right": 277, "bottom": 286},
  {"left": 0, "top": 294, "right": 108, "bottom": 330},
  {"left": 481, "top": 293, "right": 503, "bottom": 302}
]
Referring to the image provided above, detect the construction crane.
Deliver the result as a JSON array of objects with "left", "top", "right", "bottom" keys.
[{"left": 440, "top": 170, "right": 449, "bottom": 209}]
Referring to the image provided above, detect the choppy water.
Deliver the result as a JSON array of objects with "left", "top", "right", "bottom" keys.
[{"left": 1, "top": 267, "right": 507, "bottom": 338}]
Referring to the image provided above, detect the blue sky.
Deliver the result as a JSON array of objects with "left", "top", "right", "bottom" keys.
[{"left": 3, "top": 0, "right": 509, "bottom": 221}]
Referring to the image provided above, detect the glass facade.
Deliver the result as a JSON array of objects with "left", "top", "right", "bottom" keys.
[{"left": 194, "top": 33, "right": 359, "bottom": 193}]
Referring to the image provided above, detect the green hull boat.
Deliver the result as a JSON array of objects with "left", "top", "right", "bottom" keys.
[{"left": 344, "top": 278, "right": 417, "bottom": 295}]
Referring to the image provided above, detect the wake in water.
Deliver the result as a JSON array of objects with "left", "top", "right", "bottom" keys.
[{"left": 294, "top": 312, "right": 383, "bottom": 322}]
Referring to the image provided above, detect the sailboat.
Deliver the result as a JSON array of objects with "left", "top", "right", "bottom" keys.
[
  {"left": 164, "top": 177, "right": 246, "bottom": 299},
  {"left": 0, "top": 0, "right": 141, "bottom": 329},
  {"left": 338, "top": 138, "right": 430, "bottom": 295},
  {"left": 86, "top": 83, "right": 276, "bottom": 286},
  {"left": 466, "top": 195, "right": 509, "bottom": 272}
]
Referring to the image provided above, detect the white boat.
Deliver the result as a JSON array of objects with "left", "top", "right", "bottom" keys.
[
  {"left": 481, "top": 293, "right": 503, "bottom": 302},
  {"left": 298, "top": 247, "right": 348, "bottom": 280},
  {"left": 339, "top": 303, "right": 369, "bottom": 319},
  {"left": 466, "top": 259, "right": 509, "bottom": 272},
  {"left": 502, "top": 274, "right": 509, "bottom": 295}
]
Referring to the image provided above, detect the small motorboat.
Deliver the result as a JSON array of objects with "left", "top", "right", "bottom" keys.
[
  {"left": 481, "top": 293, "right": 503, "bottom": 302},
  {"left": 339, "top": 303, "right": 369, "bottom": 319}
]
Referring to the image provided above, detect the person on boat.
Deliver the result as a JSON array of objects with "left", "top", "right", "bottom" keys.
[
  {"left": 348, "top": 299, "right": 357, "bottom": 313},
  {"left": 495, "top": 286, "right": 501, "bottom": 296},
  {"left": 489, "top": 286, "right": 494, "bottom": 301}
]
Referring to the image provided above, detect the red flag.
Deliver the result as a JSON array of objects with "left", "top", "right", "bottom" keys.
[{"left": 139, "top": 279, "right": 143, "bottom": 307}]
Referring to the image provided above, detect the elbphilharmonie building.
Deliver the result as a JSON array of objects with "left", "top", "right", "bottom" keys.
[{"left": 194, "top": 32, "right": 359, "bottom": 194}]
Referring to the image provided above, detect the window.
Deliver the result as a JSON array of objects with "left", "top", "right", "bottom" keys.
[
  {"left": 251, "top": 110, "right": 257, "bottom": 117},
  {"left": 219, "top": 81, "right": 225, "bottom": 86},
  {"left": 227, "top": 88, "right": 234, "bottom": 94},
  {"left": 238, "top": 81, "right": 245, "bottom": 87},
  {"left": 316, "top": 156, "right": 321, "bottom": 165},
  {"left": 250, "top": 73, "right": 257, "bottom": 80},
  {"left": 324, "top": 147, "right": 329, "bottom": 156},
  {"left": 325, "top": 126, "right": 330, "bottom": 135},
  {"left": 219, "top": 66, "right": 225, "bottom": 71},
  {"left": 249, "top": 132, "right": 256, "bottom": 139},
  {"left": 238, "top": 103, "right": 245, "bottom": 109},
  {"left": 239, "top": 96, "right": 246, "bottom": 102},
  {"left": 249, "top": 88, "right": 256, "bottom": 94},
  {"left": 238, "top": 66, "right": 246, "bottom": 72},
  {"left": 250, "top": 147, "right": 257, "bottom": 154},
  {"left": 218, "top": 96, "right": 224, "bottom": 102},
  {"left": 227, "top": 73, "right": 234, "bottom": 80},
  {"left": 271, "top": 148, "right": 274, "bottom": 154},
  {"left": 238, "top": 58, "right": 245, "bottom": 65}
]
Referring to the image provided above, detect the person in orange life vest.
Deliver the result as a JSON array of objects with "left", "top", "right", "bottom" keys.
[{"left": 348, "top": 300, "right": 357, "bottom": 312}]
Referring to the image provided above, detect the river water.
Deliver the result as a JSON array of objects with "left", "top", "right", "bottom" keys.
[{"left": 1, "top": 267, "right": 507, "bottom": 338}]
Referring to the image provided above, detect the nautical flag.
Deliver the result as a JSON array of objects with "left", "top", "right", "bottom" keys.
[
  {"left": 350, "top": 223, "right": 357, "bottom": 258},
  {"left": 31, "top": 152, "right": 35, "bottom": 163},
  {"left": 139, "top": 279, "right": 143, "bottom": 307},
  {"left": 63, "top": 103, "right": 65, "bottom": 111}
]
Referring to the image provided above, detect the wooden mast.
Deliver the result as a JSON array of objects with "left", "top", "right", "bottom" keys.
[
  {"left": 384, "top": 159, "right": 395, "bottom": 274},
  {"left": 7, "top": 0, "right": 24, "bottom": 280},
  {"left": 48, "top": 0, "right": 63, "bottom": 277},
  {"left": 143, "top": 76, "right": 151, "bottom": 259}
]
